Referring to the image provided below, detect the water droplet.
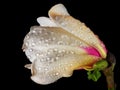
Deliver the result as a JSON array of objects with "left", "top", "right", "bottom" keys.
[
  {"left": 40, "top": 58, "right": 44, "bottom": 62},
  {"left": 43, "top": 28, "right": 46, "bottom": 31},
  {"left": 40, "top": 37, "right": 44, "bottom": 40},
  {"left": 54, "top": 48, "right": 57, "bottom": 52},
  {"left": 47, "top": 57, "right": 50, "bottom": 61},
  {"left": 88, "top": 36, "right": 92, "bottom": 39},
  {"left": 27, "top": 55, "right": 32, "bottom": 60},
  {"left": 57, "top": 41, "right": 64, "bottom": 45},
  {"left": 44, "top": 32, "right": 48, "bottom": 35},
  {"left": 61, "top": 22, "right": 66, "bottom": 26},
  {"left": 47, "top": 51, "right": 51, "bottom": 55},
  {"left": 40, "top": 54, "right": 44, "bottom": 57},
  {"left": 32, "top": 30, "right": 36, "bottom": 33},
  {"left": 48, "top": 49, "right": 54, "bottom": 53},
  {"left": 56, "top": 72, "right": 59, "bottom": 75},
  {"left": 55, "top": 16, "right": 59, "bottom": 20},
  {"left": 25, "top": 42, "right": 29, "bottom": 46},
  {"left": 38, "top": 67, "right": 42, "bottom": 70},
  {"left": 45, "top": 43, "right": 49, "bottom": 46},
  {"left": 31, "top": 43, "right": 35, "bottom": 46},
  {"left": 58, "top": 50, "right": 62, "bottom": 53},
  {"left": 36, "top": 53, "right": 40, "bottom": 56},
  {"left": 29, "top": 49, "right": 33, "bottom": 52},
  {"left": 26, "top": 35, "right": 29, "bottom": 39},
  {"left": 54, "top": 72, "right": 59, "bottom": 76},
  {"left": 70, "top": 51, "right": 74, "bottom": 54},
  {"left": 44, "top": 68, "right": 48, "bottom": 71},
  {"left": 70, "top": 64, "right": 73, "bottom": 66},
  {"left": 55, "top": 57, "right": 59, "bottom": 60},
  {"left": 79, "top": 26, "right": 83, "bottom": 30},
  {"left": 45, "top": 39, "right": 48, "bottom": 43},
  {"left": 62, "top": 50, "right": 65, "bottom": 53},
  {"left": 50, "top": 58, "right": 55, "bottom": 62},
  {"left": 61, "top": 35, "right": 68, "bottom": 39},
  {"left": 66, "top": 51, "right": 69, "bottom": 54},
  {"left": 38, "top": 41, "right": 42, "bottom": 44},
  {"left": 79, "top": 41, "right": 82, "bottom": 45},
  {"left": 52, "top": 37, "right": 56, "bottom": 41},
  {"left": 39, "top": 30, "right": 42, "bottom": 33}
]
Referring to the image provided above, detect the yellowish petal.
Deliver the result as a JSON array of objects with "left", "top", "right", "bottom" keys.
[
  {"left": 49, "top": 4, "right": 107, "bottom": 58},
  {"left": 30, "top": 48, "right": 100, "bottom": 85}
]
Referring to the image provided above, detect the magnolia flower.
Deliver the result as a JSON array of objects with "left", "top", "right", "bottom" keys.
[{"left": 22, "top": 4, "right": 107, "bottom": 85}]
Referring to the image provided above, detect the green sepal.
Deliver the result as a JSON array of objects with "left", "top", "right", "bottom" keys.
[
  {"left": 87, "top": 69, "right": 101, "bottom": 82},
  {"left": 87, "top": 60, "right": 108, "bottom": 82},
  {"left": 93, "top": 60, "right": 108, "bottom": 70}
]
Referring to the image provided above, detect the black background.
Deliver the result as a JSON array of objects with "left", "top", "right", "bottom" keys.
[{"left": 3, "top": 0, "right": 120, "bottom": 90}]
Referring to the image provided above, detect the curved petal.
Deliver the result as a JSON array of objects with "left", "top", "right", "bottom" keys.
[
  {"left": 37, "top": 17, "right": 57, "bottom": 27},
  {"left": 29, "top": 46, "right": 100, "bottom": 85},
  {"left": 48, "top": 4, "right": 107, "bottom": 58},
  {"left": 23, "top": 26, "right": 90, "bottom": 62},
  {"left": 49, "top": 4, "right": 69, "bottom": 16}
]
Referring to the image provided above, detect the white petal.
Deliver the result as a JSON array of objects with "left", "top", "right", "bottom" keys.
[
  {"left": 48, "top": 4, "right": 69, "bottom": 16},
  {"left": 30, "top": 47, "right": 99, "bottom": 85},
  {"left": 37, "top": 17, "right": 57, "bottom": 27},
  {"left": 49, "top": 4, "right": 106, "bottom": 58},
  {"left": 23, "top": 26, "right": 89, "bottom": 62}
]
